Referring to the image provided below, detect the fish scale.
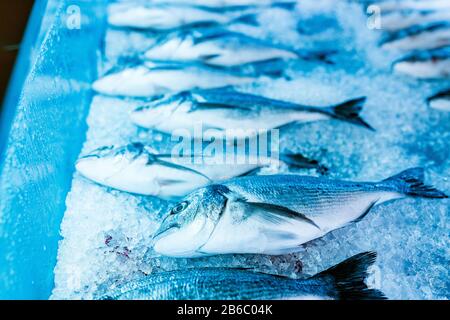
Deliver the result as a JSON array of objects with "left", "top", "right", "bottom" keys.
[
  {"left": 101, "top": 268, "right": 332, "bottom": 300},
  {"left": 100, "top": 253, "right": 386, "bottom": 300}
]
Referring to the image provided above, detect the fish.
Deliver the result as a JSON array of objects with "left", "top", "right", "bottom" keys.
[
  {"left": 152, "top": 168, "right": 447, "bottom": 257},
  {"left": 144, "top": 29, "right": 334, "bottom": 67},
  {"left": 130, "top": 87, "right": 373, "bottom": 137},
  {"left": 427, "top": 88, "right": 450, "bottom": 111},
  {"left": 75, "top": 142, "right": 327, "bottom": 199},
  {"left": 380, "top": 22, "right": 450, "bottom": 51},
  {"left": 380, "top": 10, "right": 450, "bottom": 32},
  {"left": 100, "top": 252, "right": 386, "bottom": 300},
  {"left": 92, "top": 61, "right": 256, "bottom": 98},
  {"left": 393, "top": 46, "right": 450, "bottom": 79},
  {"left": 107, "top": 2, "right": 263, "bottom": 31}
]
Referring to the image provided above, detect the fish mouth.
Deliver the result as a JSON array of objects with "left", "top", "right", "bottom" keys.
[
  {"left": 79, "top": 145, "right": 115, "bottom": 159},
  {"left": 152, "top": 224, "right": 181, "bottom": 243}
]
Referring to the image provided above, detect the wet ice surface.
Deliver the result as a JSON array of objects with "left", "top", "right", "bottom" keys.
[{"left": 52, "top": 1, "right": 449, "bottom": 299}]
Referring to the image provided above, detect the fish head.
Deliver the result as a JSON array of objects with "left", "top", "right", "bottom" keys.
[
  {"left": 92, "top": 66, "right": 152, "bottom": 97},
  {"left": 130, "top": 92, "right": 193, "bottom": 128},
  {"left": 76, "top": 143, "right": 159, "bottom": 194},
  {"left": 152, "top": 185, "right": 228, "bottom": 257}
]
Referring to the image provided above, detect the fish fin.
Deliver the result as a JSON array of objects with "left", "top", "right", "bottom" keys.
[
  {"left": 272, "top": 2, "right": 297, "bottom": 10},
  {"left": 353, "top": 199, "right": 378, "bottom": 223},
  {"left": 192, "top": 31, "right": 232, "bottom": 45},
  {"left": 232, "top": 13, "right": 259, "bottom": 26},
  {"left": 150, "top": 157, "right": 212, "bottom": 182},
  {"left": 199, "top": 54, "right": 221, "bottom": 61},
  {"left": 313, "top": 252, "right": 386, "bottom": 300},
  {"left": 327, "top": 97, "right": 374, "bottom": 131},
  {"left": 280, "top": 153, "right": 328, "bottom": 174},
  {"left": 243, "top": 201, "right": 321, "bottom": 229},
  {"left": 237, "top": 167, "right": 262, "bottom": 177},
  {"left": 381, "top": 168, "right": 448, "bottom": 198},
  {"left": 427, "top": 89, "right": 450, "bottom": 103}
]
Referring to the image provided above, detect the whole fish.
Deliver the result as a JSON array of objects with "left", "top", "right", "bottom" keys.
[
  {"left": 92, "top": 62, "right": 256, "bottom": 97},
  {"left": 101, "top": 252, "right": 386, "bottom": 300},
  {"left": 107, "top": 2, "right": 261, "bottom": 31},
  {"left": 75, "top": 142, "right": 326, "bottom": 199},
  {"left": 393, "top": 46, "right": 450, "bottom": 79},
  {"left": 152, "top": 168, "right": 447, "bottom": 257},
  {"left": 427, "top": 88, "right": 450, "bottom": 111},
  {"left": 380, "top": 22, "right": 450, "bottom": 51},
  {"left": 144, "top": 29, "right": 333, "bottom": 67},
  {"left": 130, "top": 87, "right": 372, "bottom": 137}
]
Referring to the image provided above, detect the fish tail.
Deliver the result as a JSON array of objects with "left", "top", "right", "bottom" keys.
[
  {"left": 313, "top": 252, "right": 386, "bottom": 300},
  {"left": 381, "top": 167, "right": 448, "bottom": 198},
  {"left": 327, "top": 97, "right": 374, "bottom": 131},
  {"left": 279, "top": 152, "right": 328, "bottom": 174}
]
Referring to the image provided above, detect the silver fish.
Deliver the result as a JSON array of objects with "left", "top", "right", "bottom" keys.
[
  {"left": 152, "top": 168, "right": 447, "bottom": 257},
  {"left": 100, "top": 252, "right": 386, "bottom": 300},
  {"left": 75, "top": 142, "right": 326, "bottom": 199},
  {"left": 380, "top": 22, "right": 450, "bottom": 51},
  {"left": 130, "top": 87, "right": 372, "bottom": 138},
  {"left": 427, "top": 88, "right": 450, "bottom": 111},
  {"left": 144, "top": 29, "right": 332, "bottom": 67},
  {"left": 92, "top": 61, "right": 256, "bottom": 97},
  {"left": 107, "top": 2, "right": 261, "bottom": 31},
  {"left": 393, "top": 46, "right": 450, "bottom": 79}
]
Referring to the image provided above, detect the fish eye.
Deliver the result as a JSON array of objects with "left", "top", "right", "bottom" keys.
[{"left": 170, "top": 201, "right": 189, "bottom": 215}]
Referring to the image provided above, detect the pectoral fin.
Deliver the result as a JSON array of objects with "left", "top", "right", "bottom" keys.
[
  {"left": 199, "top": 54, "right": 221, "bottom": 61},
  {"left": 242, "top": 201, "right": 321, "bottom": 229}
]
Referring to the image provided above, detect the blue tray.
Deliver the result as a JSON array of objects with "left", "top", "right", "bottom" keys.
[{"left": 0, "top": 0, "right": 106, "bottom": 299}]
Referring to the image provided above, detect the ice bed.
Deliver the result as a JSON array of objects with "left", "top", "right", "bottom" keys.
[{"left": 0, "top": 0, "right": 449, "bottom": 299}]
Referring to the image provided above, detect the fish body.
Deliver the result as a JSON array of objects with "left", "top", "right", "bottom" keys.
[
  {"left": 92, "top": 62, "right": 256, "bottom": 97},
  {"left": 381, "top": 10, "right": 450, "bottom": 32},
  {"left": 381, "top": 22, "right": 450, "bottom": 51},
  {"left": 75, "top": 142, "right": 325, "bottom": 199},
  {"left": 427, "top": 88, "right": 450, "bottom": 111},
  {"left": 144, "top": 30, "right": 301, "bottom": 67},
  {"left": 101, "top": 252, "right": 386, "bottom": 300},
  {"left": 393, "top": 46, "right": 450, "bottom": 79},
  {"left": 107, "top": 2, "right": 260, "bottom": 30},
  {"left": 152, "top": 168, "right": 447, "bottom": 257},
  {"left": 130, "top": 88, "right": 372, "bottom": 137}
]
